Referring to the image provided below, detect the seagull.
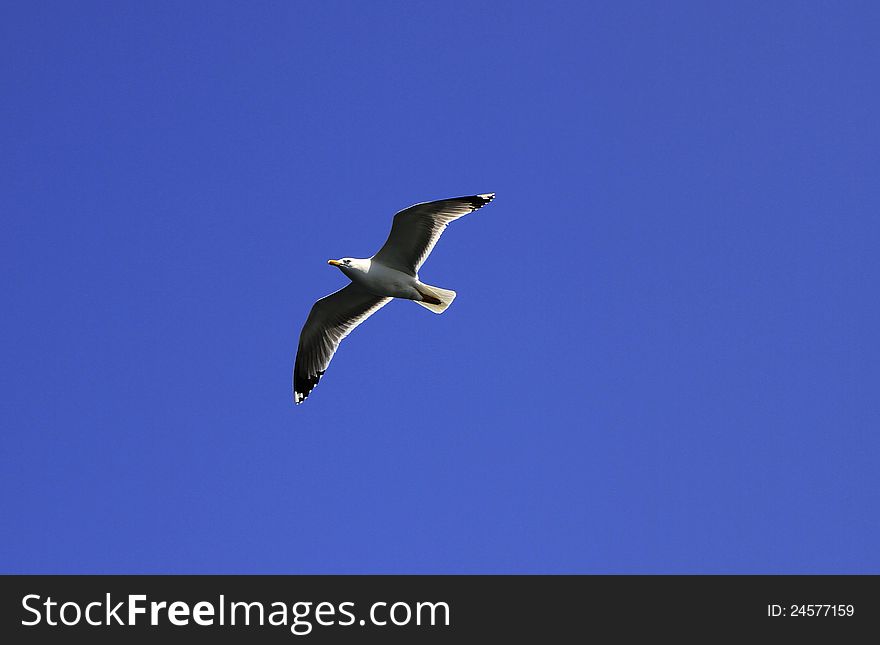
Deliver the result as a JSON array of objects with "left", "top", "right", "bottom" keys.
[{"left": 293, "top": 193, "right": 495, "bottom": 404}]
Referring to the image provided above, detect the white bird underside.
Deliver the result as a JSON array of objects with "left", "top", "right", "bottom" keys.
[{"left": 293, "top": 193, "right": 495, "bottom": 404}]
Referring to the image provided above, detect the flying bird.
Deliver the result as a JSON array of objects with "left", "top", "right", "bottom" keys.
[{"left": 293, "top": 193, "right": 495, "bottom": 404}]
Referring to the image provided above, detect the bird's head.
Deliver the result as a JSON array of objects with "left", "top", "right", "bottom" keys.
[{"left": 327, "top": 257, "right": 369, "bottom": 275}]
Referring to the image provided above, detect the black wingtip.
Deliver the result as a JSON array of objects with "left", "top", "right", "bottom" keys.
[
  {"left": 467, "top": 193, "right": 495, "bottom": 210},
  {"left": 293, "top": 370, "right": 325, "bottom": 405}
]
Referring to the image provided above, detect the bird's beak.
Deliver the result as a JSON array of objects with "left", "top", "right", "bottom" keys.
[{"left": 327, "top": 259, "right": 342, "bottom": 267}]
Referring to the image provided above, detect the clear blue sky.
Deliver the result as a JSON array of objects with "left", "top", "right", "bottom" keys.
[{"left": 2, "top": 1, "right": 878, "bottom": 573}]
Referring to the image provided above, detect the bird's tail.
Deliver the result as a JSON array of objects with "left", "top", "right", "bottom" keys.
[{"left": 414, "top": 283, "right": 456, "bottom": 314}]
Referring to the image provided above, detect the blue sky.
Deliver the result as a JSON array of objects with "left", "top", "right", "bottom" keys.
[{"left": 2, "top": 1, "right": 878, "bottom": 573}]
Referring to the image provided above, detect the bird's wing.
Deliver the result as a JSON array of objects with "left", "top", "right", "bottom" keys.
[
  {"left": 371, "top": 193, "right": 495, "bottom": 275},
  {"left": 293, "top": 284, "right": 392, "bottom": 404}
]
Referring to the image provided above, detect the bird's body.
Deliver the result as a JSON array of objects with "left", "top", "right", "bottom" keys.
[
  {"left": 335, "top": 258, "right": 424, "bottom": 302},
  {"left": 293, "top": 193, "right": 495, "bottom": 404}
]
